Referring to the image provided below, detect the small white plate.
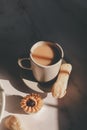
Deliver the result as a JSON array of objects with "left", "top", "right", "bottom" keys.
[{"left": 0, "top": 86, "right": 5, "bottom": 122}]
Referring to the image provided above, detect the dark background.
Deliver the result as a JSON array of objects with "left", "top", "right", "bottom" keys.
[
  {"left": 0, "top": 1, "right": 87, "bottom": 130},
  {"left": 0, "top": 0, "right": 87, "bottom": 57}
]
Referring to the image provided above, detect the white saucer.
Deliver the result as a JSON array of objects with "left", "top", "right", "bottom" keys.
[
  {"left": 21, "top": 60, "right": 67, "bottom": 94},
  {"left": 22, "top": 78, "right": 53, "bottom": 93}
]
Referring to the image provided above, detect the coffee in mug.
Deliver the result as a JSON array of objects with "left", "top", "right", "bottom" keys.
[
  {"left": 31, "top": 42, "right": 61, "bottom": 66},
  {"left": 18, "top": 41, "right": 64, "bottom": 82}
]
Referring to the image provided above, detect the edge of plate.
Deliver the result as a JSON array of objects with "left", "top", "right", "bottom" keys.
[{"left": 0, "top": 88, "right": 5, "bottom": 122}]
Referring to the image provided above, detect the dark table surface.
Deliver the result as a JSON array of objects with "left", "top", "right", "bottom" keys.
[{"left": 0, "top": 0, "right": 87, "bottom": 130}]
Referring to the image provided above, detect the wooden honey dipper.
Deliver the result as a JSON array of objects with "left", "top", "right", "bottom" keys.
[{"left": 51, "top": 63, "right": 72, "bottom": 98}]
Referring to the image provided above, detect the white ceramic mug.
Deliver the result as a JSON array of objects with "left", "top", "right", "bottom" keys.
[{"left": 18, "top": 41, "right": 64, "bottom": 82}]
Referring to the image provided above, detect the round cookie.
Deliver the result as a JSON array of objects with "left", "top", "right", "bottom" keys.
[{"left": 20, "top": 93, "right": 43, "bottom": 113}]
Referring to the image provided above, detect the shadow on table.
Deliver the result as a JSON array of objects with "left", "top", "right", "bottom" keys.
[
  {"left": 0, "top": 50, "right": 87, "bottom": 130},
  {"left": 5, "top": 95, "right": 25, "bottom": 114},
  {"left": 57, "top": 60, "right": 87, "bottom": 130},
  {"left": 0, "top": 53, "right": 49, "bottom": 94},
  {"left": 0, "top": 25, "right": 87, "bottom": 130}
]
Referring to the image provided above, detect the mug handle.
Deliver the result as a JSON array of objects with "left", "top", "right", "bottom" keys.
[{"left": 18, "top": 58, "right": 32, "bottom": 70}]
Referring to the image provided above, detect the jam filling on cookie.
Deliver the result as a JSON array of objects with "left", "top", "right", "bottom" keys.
[{"left": 26, "top": 99, "right": 35, "bottom": 107}]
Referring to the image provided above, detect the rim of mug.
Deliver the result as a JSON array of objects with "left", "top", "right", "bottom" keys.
[{"left": 30, "top": 41, "right": 64, "bottom": 68}]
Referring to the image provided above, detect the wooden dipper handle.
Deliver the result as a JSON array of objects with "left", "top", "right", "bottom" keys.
[{"left": 51, "top": 63, "right": 72, "bottom": 98}]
